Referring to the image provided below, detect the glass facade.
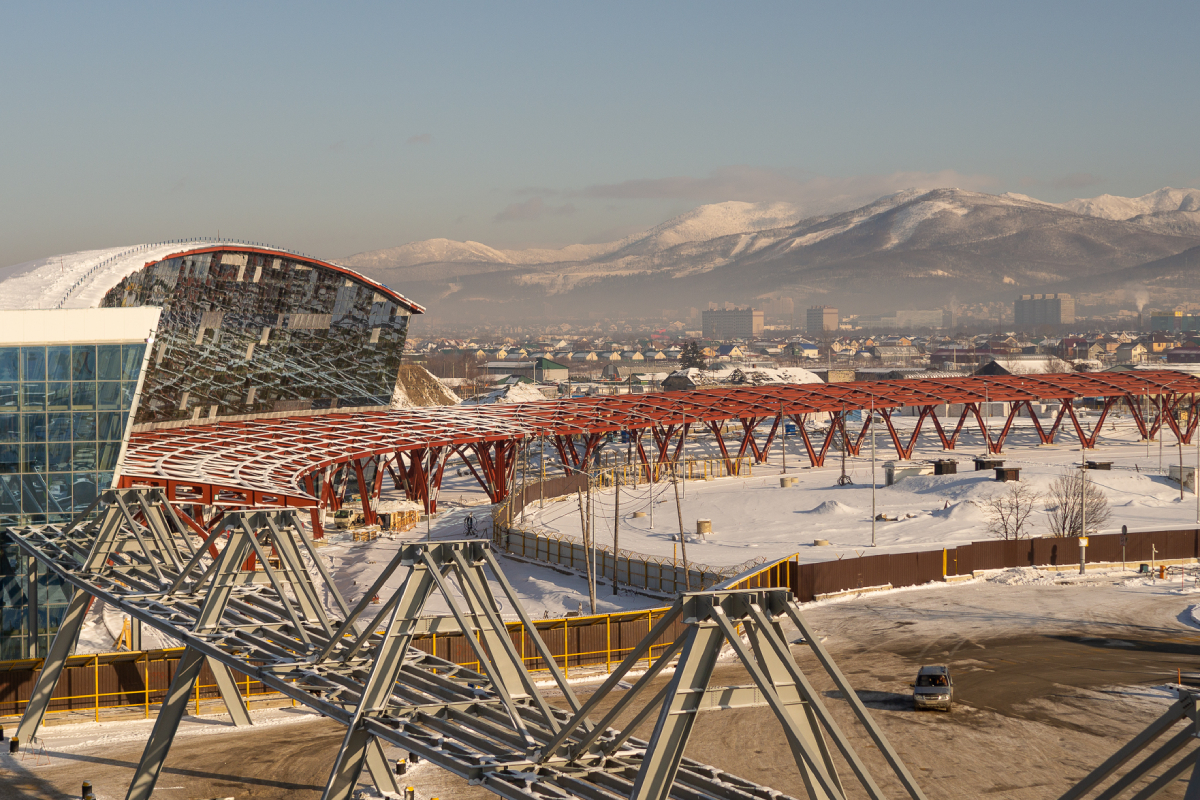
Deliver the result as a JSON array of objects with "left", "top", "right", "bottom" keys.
[
  {"left": 102, "top": 249, "right": 413, "bottom": 424},
  {"left": 0, "top": 318, "right": 151, "bottom": 660},
  {"left": 0, "top": 342, "right": 145, "bottom": 527},
  {"left": 0, "top": 548, "right": 71, "bottom": 660}
]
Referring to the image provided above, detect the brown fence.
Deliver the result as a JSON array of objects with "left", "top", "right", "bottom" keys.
[
  {"left": 5, "top": 529, "right": 1197, "bottom": 723},
  {"left": 0, "top": 649, "right": 276, "bottom": 720}
]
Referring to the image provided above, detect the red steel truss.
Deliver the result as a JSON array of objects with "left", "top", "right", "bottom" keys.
[{"left": 119, "top": 371, "right": 1200, "bottom": 527}]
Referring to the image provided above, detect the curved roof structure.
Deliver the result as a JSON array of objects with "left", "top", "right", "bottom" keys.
[
  {"left": 123, "top": 245, "right": 424, "bottom": 314},
  {"left": 0, "top": 239, "right": 421, "bottom": 313},
  {"left": 119, "top": 370, "right": 1200, "bottom": 508}
]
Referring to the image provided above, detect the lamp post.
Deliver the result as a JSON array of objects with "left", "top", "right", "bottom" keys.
[{"left": 871, "top": 397, "right": 877, "bottom": 547}]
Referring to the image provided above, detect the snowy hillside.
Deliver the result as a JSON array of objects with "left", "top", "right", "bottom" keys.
[
  {"left": 342, "top": 200, "right": 803, "bottom": 273},
  {"left": 341, "top": 185, "right": 1200, "bottom": 321},
  {"left": 1061, "top": 187, "right": 1200, "bottom": 220}
]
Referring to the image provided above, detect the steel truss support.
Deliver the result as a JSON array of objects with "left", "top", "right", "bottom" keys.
[
  {"left": 540, "top": 588, "right": 927, "bottom": 800},
  {"left": 10, "top": 490, "right": 931, "bottom": 800},
  {"left": 453, "top": 438, "right": 521, "bottom": 503},
  {"left": 1059, "top": 689, "right": 1200, "bottom": 800}
]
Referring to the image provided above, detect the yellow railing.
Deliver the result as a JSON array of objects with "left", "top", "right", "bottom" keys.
[
  {"left": 0, "top": 648, "right": 288, "bottom": 722},
  {"left": 1, "top": 553, "right": 803, "bottom": 724}
]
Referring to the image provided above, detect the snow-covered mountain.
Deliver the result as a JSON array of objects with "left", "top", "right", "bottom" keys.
[
  {"left": 7, "top": 188, "right": 1200, "bottom": 323},
  {"left": 342, "top": 187, "right": 1200, "bottom": 321}
]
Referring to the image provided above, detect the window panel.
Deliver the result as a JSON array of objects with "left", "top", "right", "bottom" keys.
[
  {"left": 72, "top": 474, "right": 98, "bottom": 511},
  {"left": 73, "top": 412, "right": 96, "bottom": 441},
  {"left": 121, "top": 344, "right": 146, "bottom": 380},
  {"left": 97, "top": 442, "right": 120, "bottom": 471},
  {"left": 0, "top": 445, "right": 17, "bottom": 475},
  {"left": 45, "top": 473, "right": 70, "bottom": 513},
  {"left": 72, "top": 382, "right": 96, "bottom": 410},
  {"left": 72, "top": 346, "right": 96, "bottom": 381},
  {"left": 98, "top": 381, "right": 121, "bottom": 410},
  {"left": 97, "top": 345, "right": 122, "bottom": 381},
  {"left": 0, "top": 474, "right": 19, "bottom": 509},
  {"left": 98, "top": 412, "right": 124, "bottom": 441},
  {"left": 47, "top": 443, "right": 72, "bottom": 472},
  {"left": 0, "top": 383, "right": 16, "bottom": 408},
  {"left": 21, "top": 444, "right": 46, "bottom": 473},
  {"left": 47, "top": 413, "right": 71, "bottom": 442},
  {"left": 22, "top": 414, "right": 46, "bottom": 443},
  {"left": 0, "top": 414, "right": 16, "bottom": 443},
  {"left": 47, "top": 382, "right": 71, "bottom": 410},
  {"left": 21, "top": 473, "right": 46, "bottom": 513},
  {"left": 21, "top": 383, "right": 45, "bottom": 410},
  {"left": 46, "top": 346, "right": 71, "bottom": 381},
  {"left": 21, "top": 348, "right": 45, "bottom": 381},
  {"left": 0, "top": 349, "right": 17, "bottom": 382},
  {"left": 98, "top": 470, "right": 114, "bottom": 492},
  {"left": 72, "top": 442, "right": 96, "bottom": 470}
]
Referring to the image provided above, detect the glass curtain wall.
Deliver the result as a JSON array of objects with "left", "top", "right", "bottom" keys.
[
  {"left": 0, "top": 340, "right": 145, "bottom": 660},
  {"left": 0, "top": 342, "right": 145, "bottom": 526}
]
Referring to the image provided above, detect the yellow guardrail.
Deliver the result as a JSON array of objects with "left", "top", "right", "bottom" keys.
[{"left": 0, "top": 553, "right": 801, "bottom": 722}]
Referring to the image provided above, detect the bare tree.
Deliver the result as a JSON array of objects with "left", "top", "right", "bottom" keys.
[
  {"left": 984, "top": 483, "right": 1041, "bottom": 540},
  {"left": 1044, "top": 468, "right": 1111, "bottom": 537}
]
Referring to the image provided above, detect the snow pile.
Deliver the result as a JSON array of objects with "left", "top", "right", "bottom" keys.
[
  {"left": 805, "top": 500, "right": 858, "bottom": 516},
  {"left": 390, "top": 365, "right": 460, "bottom": 407},
  {"left": 670, "top": 365, "right": 823, "bottom": 387},
  {"left": 462, "top": 382, "right": 551, "bottom": 405},
  {"left": 984, "top": 567, "right": 1058, "bottom": 586}
]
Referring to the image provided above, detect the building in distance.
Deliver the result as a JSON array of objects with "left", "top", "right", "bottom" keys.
[
  {"left": 1014, "top": 293, "right": 1075, "bottom": 327},
  {"left": 702, "top": 307, "right": 763, "bottom": 340},
  {"left": 806, "top": 306, "right": 839, "bottom": 335}
]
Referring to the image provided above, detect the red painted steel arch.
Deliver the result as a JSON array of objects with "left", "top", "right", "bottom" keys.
[{"left": 118, "top": 370, "right": 1200, "bottom": 534}]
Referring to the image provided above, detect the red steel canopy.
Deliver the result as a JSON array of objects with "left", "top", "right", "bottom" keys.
[{"left": 119, "top": 370, "right": 1200, "bottom": 512}]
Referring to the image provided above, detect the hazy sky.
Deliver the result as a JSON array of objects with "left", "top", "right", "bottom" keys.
[{"left": 3, "top": 1, "right": 1198, "bottom": 267}]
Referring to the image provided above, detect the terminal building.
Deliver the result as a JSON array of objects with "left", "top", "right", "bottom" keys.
[{"left": 0, "top": 244, "right": 423, "bottom": 659}]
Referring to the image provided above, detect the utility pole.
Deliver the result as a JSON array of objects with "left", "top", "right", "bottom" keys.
[
  {"left": 871, "top": 398, "right": 877, "bottom": 547},
  {"left": 576, "top": 485, "right": 594, "bottom": 614},
  {"left": 612, "top": 470, "right": 620, "bottom": 595},
  {"left": 588, "top": 470, "right": 596, "bottom": 611},
  {"left": 540, "top": 433, "right": 545, "bottom": 508},
  {"left": 672, "top": 461, "right": 691, "bottom": 591},
  {"left": 780, "top": 401, "right": 787, "bottom": 475},
  {"left": 521, "top": 439, "right": 527, "bottom": 524}
]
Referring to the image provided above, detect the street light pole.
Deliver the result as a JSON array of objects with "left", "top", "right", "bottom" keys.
[{"left": 871, "top": 398, "right": 876, "bottom": 548}]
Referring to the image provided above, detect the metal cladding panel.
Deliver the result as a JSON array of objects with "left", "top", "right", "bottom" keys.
[{"left": 100, "top": 248, "right": 414, "bottom": 425}]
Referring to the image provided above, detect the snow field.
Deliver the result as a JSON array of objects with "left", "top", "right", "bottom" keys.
[{"left": 522, "top": 414, "right": 1200, "bottom": 568}]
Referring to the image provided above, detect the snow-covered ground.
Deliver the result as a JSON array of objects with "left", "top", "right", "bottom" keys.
[{"left": 522, "top": 415, "right": 1200, "bottom": 567}]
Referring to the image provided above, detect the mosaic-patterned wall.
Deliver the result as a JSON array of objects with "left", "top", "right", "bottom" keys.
[{"left": 102, "top": 250, "right": 413, "bottom": 425}]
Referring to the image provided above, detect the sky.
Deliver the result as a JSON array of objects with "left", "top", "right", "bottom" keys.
[{"left": 3, "top": 1, "right": 1198, "bottom": 267}]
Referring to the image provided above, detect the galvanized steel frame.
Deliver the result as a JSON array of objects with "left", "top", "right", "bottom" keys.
[{"left": 10, "top": 489, "right": 929, "bottom": 800}]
